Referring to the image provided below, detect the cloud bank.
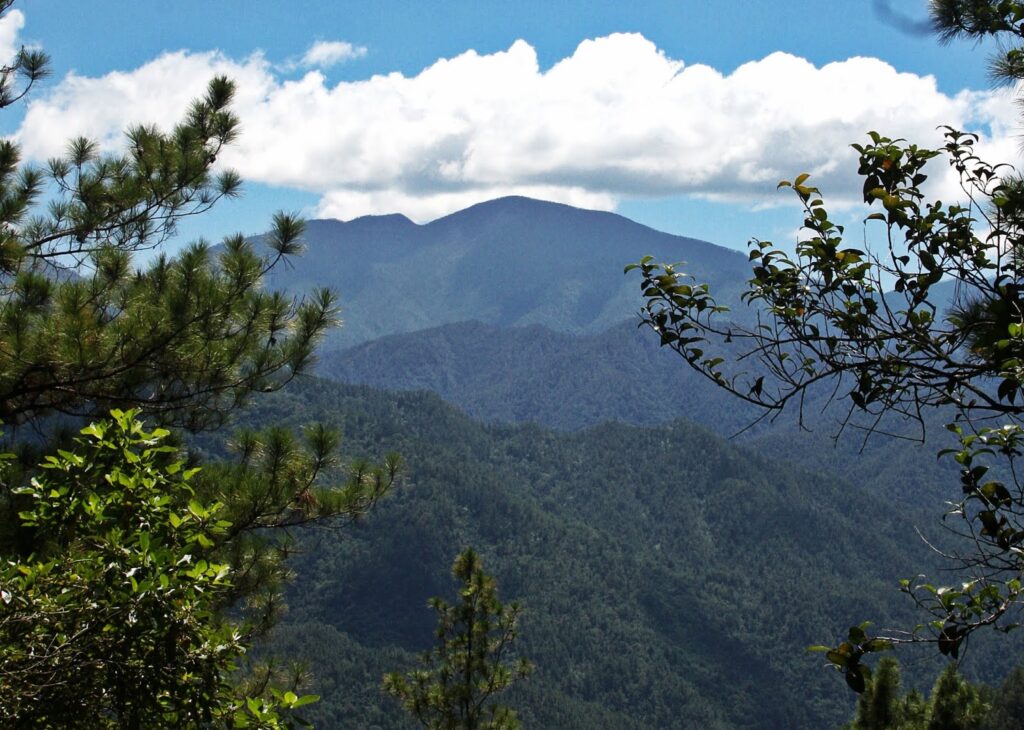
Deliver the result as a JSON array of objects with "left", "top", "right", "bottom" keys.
[{"left": 13, "top": 31, "right": 1019, "bottom": 222}]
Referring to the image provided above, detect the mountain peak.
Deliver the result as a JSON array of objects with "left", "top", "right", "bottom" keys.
[
  {"left": 452, "top": 195, "right": 586, "bottom": 214},
  {"left": 267, "top": 195, "right": 752, "bottom": 350},
  {"left": 343, "top": 212, "right": 416, "bottom": 226},
  {"left": 430, "top": 195, "right": 619, "bottom": 227}
]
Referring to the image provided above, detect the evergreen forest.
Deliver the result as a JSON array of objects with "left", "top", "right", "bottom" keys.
[{"left": 6, "top": 1, "right": 1024, "bottom": 728}]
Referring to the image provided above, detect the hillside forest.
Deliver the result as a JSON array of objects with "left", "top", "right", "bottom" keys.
[{"left": 5, "top": 1, "right": 1024, "bottom": 729}]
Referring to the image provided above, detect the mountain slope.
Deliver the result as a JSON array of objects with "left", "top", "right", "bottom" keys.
[
  {"left": 318, "top": 318, "right": 960, "bottom": 505},
  {"left": 206, "top": 378, "right": 975, "bottom": 729},
  {"left": 319, "top": 318, "right": 756, "bottom": 432},
  {"left": 259, "top": 196, "right": 752, "bottom": 349}
]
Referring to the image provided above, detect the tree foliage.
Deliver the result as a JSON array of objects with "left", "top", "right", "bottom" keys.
[
  {"left": 0, "top": 70, "right": 336, "bottom": 431},
  {"left": 844, "top": 657, "right": 925, "bottom": 730},
  {"left": 982, "top": 665, "right": 1024, "bottom": 728},
  {"left": 383, "top": 548, "right": 532, "bottom": 730},
  {"left": 0, "top": 2, "right": 46, "bottom": 111},
  {"left": 0, "top": 407, "right": 399, "bottom": 727},
  {"left": 0, "top": 411, "right": 324, "bottom": 727},
  {"left": 197, "top": 423, "right": 400, "bottom": 645},
  {"left": 628, "top": 0, "right": 1024, "bottom": 688},
  {"left": 0, "top": 1, "right": 400, "bottom": 723},
  {"left": 842, "top": 658, "right": 994, "bottom": 730}
]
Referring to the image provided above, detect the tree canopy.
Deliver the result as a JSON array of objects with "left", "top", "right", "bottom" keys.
[
  {"left": 628, "top": 0, "right": 1024, "bottom": 687},
  {"left": 0, "top": 1, "right": 400, "bottom": 724},
  {"left": 383, "top": 548, "right": 532, "bottom": 730},
  {"left": 841, "top": 657, "right": 999, "bottom": 730},
  {"left": 0, "top": 69, "right": 336, "bottom": 432}
]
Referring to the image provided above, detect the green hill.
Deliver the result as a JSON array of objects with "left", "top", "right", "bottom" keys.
[
  {"left": 319, "top": 319, "right": 755, "bottom": 433},
  {"left": 209, "top": 377, "right": 967, "bottom": 729},
  {"left": 319, "top": 317, "right": 960, "bottom": 507},
  {"left": 233, "top": 199, "right": 1007, "bottom": 727}
]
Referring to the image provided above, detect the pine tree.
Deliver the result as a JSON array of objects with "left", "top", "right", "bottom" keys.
[
  {"left": 0, "top": 1, "right": 400, "bottom": 724},
  {"left": 927, "top": 664, "right": 988, "bottom": 730},
  {"left": 983, "top": 667, "right": 1024, "bottom": 729},
  {"left": 840, "top": 659, "right": 1004, "bottom": 730},
  {"left": 848, "top": 657, "right": 903, "bottom": 730},
  {"left": 0, "top": 73, "right": 336, "bottom": 432},
  {"left": 383, "top": 548, "right": 532, "bottom": 730}
]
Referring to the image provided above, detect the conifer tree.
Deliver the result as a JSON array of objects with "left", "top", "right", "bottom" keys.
[
  {"left": 926, "top": 665, "right": 989, "bottom": 730},
  {"left": 383, "top": 548, "right": 532, "bottom": 730},
  {"left": 0, "top": 1, "right": 400, "bottom": 724},
  {"left": 983, "top": 666, "right": 1024, "bottom": 729},
  {"left": 848, "top": 657, "right": 903, "bottom": 730},
  {"left": 841, "top": 659, "right": 997, "bottom": 730},
  {"left": 0, "top": 75, "right": 335, "bottom": 432}
]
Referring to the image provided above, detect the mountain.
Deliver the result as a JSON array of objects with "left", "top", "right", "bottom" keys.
[
  {"left": 318, "top": 317, "right": 959, "bottom": 505},
  {"left": 319, "top": 318, "right": 757, "bottom": 432},
  {"left": 293, "top": 196, "right": 965, "bottom": 505},
  {"left": 208, "top": 377, "right": 971, "bottom": 730},
  {"left": 260, "top": 196, "right": 752, "bottom": 349},
  {"left": 238, "top": 198, "right": 997, "bottom": 726}
]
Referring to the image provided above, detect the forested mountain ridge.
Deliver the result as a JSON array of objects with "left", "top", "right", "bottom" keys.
[
  {"left": 14, "top": 0, "right": 1024, "bottom": 726},
  {"left": 299, "top": 196, "right": 971, "bottom": 513},
  {"left": 258, "top": 196, "right": 752, "bottom": 349},
  {"left": 244, "top": 198, "right": 999, "bottom": 726},
  {"left": 210, "top": 377, "right": 987, "bottom": 729},
  {"left": 319, "top": 319, "right": 746, "bottom": 430},
  {"left": 318, "top": 317, "right": 960, "bottom": 507}
]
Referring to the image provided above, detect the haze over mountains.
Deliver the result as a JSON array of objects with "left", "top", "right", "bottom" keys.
[{"left": 244, "top": 196, "right": 991, "bottom": 728}]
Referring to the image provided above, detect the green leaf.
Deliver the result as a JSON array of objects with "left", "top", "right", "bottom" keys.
[
  {"left": 845, "top": 665, "right": 869, "bottom": 694},
  {"left": 196, "top": 533, "right": 214, "bottom": 549}
]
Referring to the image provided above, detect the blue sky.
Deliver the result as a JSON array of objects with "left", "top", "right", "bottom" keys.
[{"left": 7, "top": 1, "right": 1015, "bottom": 251}]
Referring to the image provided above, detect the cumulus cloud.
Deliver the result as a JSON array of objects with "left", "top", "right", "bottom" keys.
[
  {"left": 300, "top": 40, "right": 366, "bottom": 69},
  {"left": 0, "top": 8, "right": 24, "bottom": 65},
  {"left": 12, "top": 32, "right": 1020, "bottom": 222},
  {"left": 17, "top": 50, "right": 275, "bottom": 156},
  {"left": 317, "top": 185, "right": 617, "bottom": 222}
]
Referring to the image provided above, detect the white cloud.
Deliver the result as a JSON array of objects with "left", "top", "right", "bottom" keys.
[
  {"left": 316, "top": 184, "right": 616, "bottom": 222},
  {"left": 300, "top": 40, "right": 366, "bottom": 69},
  {"left": 12, "top": 32, "right": 1021, "bottom": 222},
  {"left": 17, "top": 50, "right": 275, "bottom": 157},
  {"left": 0, "top": 9, "right": 24, "bottom": 66}
]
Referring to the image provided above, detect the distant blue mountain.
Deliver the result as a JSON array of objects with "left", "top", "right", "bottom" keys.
[
  {"left": 261, "top": 196, "right": 752, "bottom": 349},
  {"left": 319, "top": 318, "right": 753, "bottom": 431},
  {"left": 300, "top": 197, "right": 964, "bottom": 503},
  {"left": 319, "top": 316, "right": 958, "bottom": 505}
]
